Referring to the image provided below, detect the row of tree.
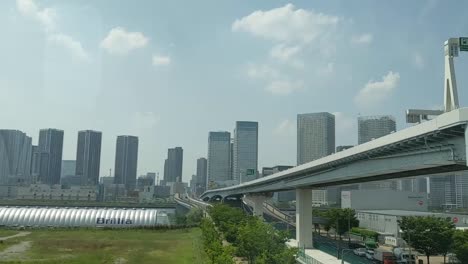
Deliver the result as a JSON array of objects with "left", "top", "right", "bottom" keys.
[
  {"left": 399, "top": 216, "right": 468, "bottom": 264},
  {"left": 313, "top": 208, "right": 359, "bottom": 240},
  {"left": 203, "top": 204, "right": 297, "bottom": 264}
]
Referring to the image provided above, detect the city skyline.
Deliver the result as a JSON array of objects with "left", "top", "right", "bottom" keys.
[{"left": 1, "top": 1, "right": 467, "bottom": 182}]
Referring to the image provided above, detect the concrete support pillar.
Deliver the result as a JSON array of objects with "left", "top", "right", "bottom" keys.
[
  {"left": 296, "top": 188, "right": 313, "bottom": 249},
  {"left": 247, "top": 194, "right": 266, "bottom": 217}
]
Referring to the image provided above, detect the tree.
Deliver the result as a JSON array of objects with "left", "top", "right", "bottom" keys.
[
  {"left": 186, "top": 207, "right": 203, "bottom": 225},
  {"left": 398, "top": 216, "right": 455, "bottom": 264},
  {"left": 200, "top": 218, "right": 235, "bottom": 264},
  {"left": 321, "top": 208, "right": 359, "bottom": 240},
  {"left": 452, "top": 230, "right": 468, "bottom": 264}
]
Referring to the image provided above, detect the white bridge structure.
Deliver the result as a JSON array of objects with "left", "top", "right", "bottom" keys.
[{"left": 201, "top": 38, "right": 468, "bottom": 249}]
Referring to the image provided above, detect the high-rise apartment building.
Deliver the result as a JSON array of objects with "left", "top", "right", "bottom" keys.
[
  {"left": 297, "top": 113, "right": 335, "bottom": 165},
  {"left": 358, "top": 115, "right": 396, "bottom": 144},
  {"left": 38, "top": 129, "right": 64, "bottom": 185},
  {"left": 0, "top": 130, "right": 32, "bottom": 185},
  {"left": 61, "top": 160, "right": 76, "bottom": 178},
  {"left": 114, "top": 135, "right": 138, "bottom": 191},
  {"left": 207, "top": 132, "right": 231, "bottom": 188},
  {"left": 233, "top": 121, "right": 258, "bottom": 183},
  {"left": 196, "top": 157, "right": 207, "bottom": 193},
  {"left": 75, "top": 130, "right": 102, "bottom": 186},
  {"left": 429, "top": 174, "right": 468, "bottom": 209},
  {"left": 164, "top": 147, "right": 183, "bottom": 183}
]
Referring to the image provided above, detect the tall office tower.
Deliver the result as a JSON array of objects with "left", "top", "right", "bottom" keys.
[
  {"left": 38, "top": 129, "right": 64, "bottom": 185},
  {"left": 0, "top": 130, "right": 32, "bottom": 185},
  {"left": 114, "top": 135, "right": 139, "bottom": 191},
  {"left": 358, "top": 116, "right": 396, "bottom": 189},
  {"left": 233, "top": 121, "right": 259, "bottom": 183},
  {"left": 75, "top": 130, "right": 102, "bottom": 186},
  {"left": 30, "top": 145, "right": 40, "bottom": 183},
  {"left": 358, "top": 115, "right": 396, "bottom": 144},
  {"left": 165, "top": 147, "right": 183, "bottom": 183},
  {"left": 196, "top": 157, "right": 207, "bottom": 193},
  {"left": 297, "top": 113, "right": 335, "bottom": 165},
  {"left": 207, "top": 132, "right": 231, "bottom": 188}
]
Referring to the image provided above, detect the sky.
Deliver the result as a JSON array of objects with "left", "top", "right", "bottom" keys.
[{"left": 1, "top": 0, "right": 467, "bottom": 182}]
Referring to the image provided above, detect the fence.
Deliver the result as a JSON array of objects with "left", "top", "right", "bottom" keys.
[{"left": 296, "top": 246, "right": 324, "bottom": 264}]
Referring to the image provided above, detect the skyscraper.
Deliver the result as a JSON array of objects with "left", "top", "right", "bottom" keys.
[
  {"left": 165, "top": 147, "right": 183, "bottom": 183},
  {"left": 196, "top": 157, "right": 207, "bottom": 192},
  {"left": 358, "top": 115, "right": 396, "bottom": 144},
  {"left": 297, "top": 113, "right": 335, "bottom": 165},
  {"left": 0, "top": 130, "right": 32, "bottom": 185},
  {"left": 75, "top": 130, "right": 102, "bottom": 186},
  {"left": 114, "top": 135, "right": 139, "bottom": 191},
  {"left": 233, "top": 121, "right": 258, "bottom": 183},
  {"left": 38, "top": 129, "right": 64, "bottom": 185},
  {"left": 61, "top": 160, "right": 76, "bottom": 178},
  {"left": 207, "top": 131, "right": 231, "bottom": 188}
]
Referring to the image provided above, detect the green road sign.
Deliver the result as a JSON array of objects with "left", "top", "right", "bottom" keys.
[
  {"left": 246, "top": 169, "right": 255, "bottom": 176},
  {"left": 460, "top": 37, "right": 468, "bottom": 51}
]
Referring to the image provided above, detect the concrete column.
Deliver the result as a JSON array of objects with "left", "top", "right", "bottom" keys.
[
  {"left": 247, "top": 194, "right": 266, "bottom": 217},
  {"left": 296, "top": 188, "right": 313, "bottom": 248}
]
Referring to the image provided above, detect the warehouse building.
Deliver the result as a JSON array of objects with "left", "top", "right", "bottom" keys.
[{"left": 0, "top": 207, "right": 169, "bottom": 228}]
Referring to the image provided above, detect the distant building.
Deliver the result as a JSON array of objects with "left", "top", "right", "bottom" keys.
[
  {"left": 360, "top": 180, "right": 398, "bottom": 191},
  {"left": 16, "top": 184, "right": 97, "bottom": 201},
  {"left": 207, "top": 132, "right": 231, "bottom": 189},
  {"left": 164, "top": 147, "right": 183, "bottom": 183},
  {"left": 60, "top": 175, "right": 81, "bottom": 187},
  {"left": 0, "top": 185, "right": 18, "bottom": 199},
  {"left": 297, "top": 113, "right": 335, "bottom": 165},
  {"left": 0, "top": 130, "right": 32, "bottom": 185},
  {"left": 358, "top": 115, "right": 396, "bottom": 144},
  {"left": 100, "top": 184, "right": 127, "bottom": 202},
  {"left": 342, "top": 190, "right": 428, "bottom": 211},
  {"left": 429, "top": 174, "right": 468, "bottom": 209},
  {"left": 75, "top": 130, "right": 102, "bottom": 186},
  {"left": 356, "top": 210, "right": 468, "bottom": 240},
  {"left": 261, "top": 165, "right": 293, "bottom": 177},
  {"left": 136, "top": 173, "right": 155, "bottom": 191},
  {"left": 30, "top": 145, "right": 40, "bottom": 183},
  {"left": 38, "top": 129, "right": 64, "bottom": 185},
  {"left": 196, "top": 157, "right": 207, "bottom": 194},
  {"left": 61, "top": 160, "right": 76, "bottom": 178},
  {"left": 233, "top": 121, "right": 259, "bottom": 183},
  {"left": 336, "top": 145, "right": 353, "bottom": 152},
  {"left": 312, "top": 189, "right": 328, "bottom": 206},
  {"left": 100, "top": 176, "right": 114, "bottom": 185},
  {"left": 154, "top": 185, "right": 171, "bottom": 198},
  {"left": 114, "top": 135, "right": 138, "bottom": 191}
]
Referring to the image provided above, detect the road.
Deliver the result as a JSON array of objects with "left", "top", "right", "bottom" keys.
[{"left": 313, "top": 235, "right": 374, "bottom": 264}]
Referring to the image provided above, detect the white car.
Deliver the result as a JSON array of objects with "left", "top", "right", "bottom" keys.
[
  {"left": 365, "top": 250, "right": 374, "bottom": 260},
  {"left": 353, "top": 248, "right": 367, "bottom": 257}
]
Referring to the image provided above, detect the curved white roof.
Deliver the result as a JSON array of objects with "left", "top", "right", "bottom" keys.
[{"left": 0, "top": 207, "right": 170, "bottom": 228}]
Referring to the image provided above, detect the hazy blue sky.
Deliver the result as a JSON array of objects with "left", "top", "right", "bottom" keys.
[{"left": 1, "top": 0, "right": 467, "bottom": 182}]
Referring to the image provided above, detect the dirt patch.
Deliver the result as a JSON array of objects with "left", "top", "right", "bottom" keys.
[
  {"left": 0, "top": 231, "right": 31, "bottom": 241},
  {"left": 114, "top": 257, "right": 127, "bottom": 264},
  {"left": 0, "top": 241, "right": 32, "bottom": 261}
]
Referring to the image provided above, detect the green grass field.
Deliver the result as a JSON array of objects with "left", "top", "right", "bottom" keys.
[{"left": 0, "top": 228, "right": 206, "bottom": 264}]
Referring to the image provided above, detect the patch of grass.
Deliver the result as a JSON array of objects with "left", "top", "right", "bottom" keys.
[
  {"left": 0, "top": 228, "right": 205, "bottom": 264},
  {"left": 0, "top": 230, "right": 19, "bottom": 238}
]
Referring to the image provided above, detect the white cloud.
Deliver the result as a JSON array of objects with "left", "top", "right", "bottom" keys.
[
  {"left": 48, "top": 33, "right": 89, "bottom": 61},
  {"left": 318, "top": 62, "right": 334, "bottom": 76},
  {"left": 354, "top": 71, "right": 400, "bottom": 108},
  {"left": 232, "top": 3, "right": 340, "bottom": 44},
  {"left": 413, "top": 52, "right": 425, "bottom": 70},
  {"left": 247, "top": 64, "right": 279, "bottom": 80},
  {"left": 16, "top": 0, "right": 56, "bottom": 31},
  {"left": 101, "top": 27, "right": 149, "bottom": 55},
  {"left": 270, "top": 44, "right": 301, "bottom": 61},
  {"left": 266, "top": 80, "right": 304, "bottom": 95},
  {"left": 274, "top": 119, "right": 295, "bottom": 135},
  {"left": 133, "top": 112, "right": 160, "bottom": 130},
  {"left": 351, "top": 33, "right": 373, "bottom": 44},
  {"left": 152, "top": 55, "right": 171, "bottom": 66},
  {"left": 16, "top": 0, "right": 89, "bottom": 61}
]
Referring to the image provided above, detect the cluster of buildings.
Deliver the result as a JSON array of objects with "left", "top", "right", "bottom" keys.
[
  {"left": 188, "top": 121, "right": 259, "bottom": 195},
  {"left": 0, "top": 129, "right": 170, "bottom": 203}
]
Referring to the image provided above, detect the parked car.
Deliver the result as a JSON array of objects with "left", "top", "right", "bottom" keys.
[
  {"left": 366, "top": 249, "right": 375, "bottom": 260},
  {"left": 354, "top": 248, "right": 367, "bottom": 257}
]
